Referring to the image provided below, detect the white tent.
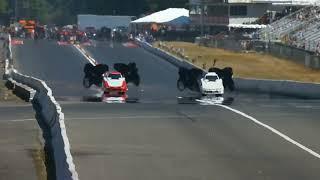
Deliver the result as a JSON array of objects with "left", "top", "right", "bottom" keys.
[
  {"left": 131, "top": 8, "right": 190, "bottom": 25},
  {"left": 228, "top": 24, "right": 267, "bottom": 29},
  {"left": 272, "top": 0, "right": 319, "bottom": 5}
]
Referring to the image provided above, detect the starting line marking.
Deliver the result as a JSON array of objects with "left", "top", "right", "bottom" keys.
[{"left": 214, "top": 103, "right": 320, "bottom": 160}]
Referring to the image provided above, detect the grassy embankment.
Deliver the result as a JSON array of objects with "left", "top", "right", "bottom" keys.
[{"left": 154, "top": 41, "right": 320, "bottom": 83}]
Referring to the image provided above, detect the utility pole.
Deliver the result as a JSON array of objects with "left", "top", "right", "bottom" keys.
[
  {"left": 200, "top": 0, "right": 204, "bottom": 37},
  {"left": 14, "top": 0, "right": 18, "bottom": 20}
]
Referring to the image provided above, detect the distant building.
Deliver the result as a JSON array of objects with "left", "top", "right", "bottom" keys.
[
  {"left": 13, "top": 0, "right": 31, "bottom": 19},
  {"left": 77, "top": 15, "right": 134, "bottom": 30},
  {"left": 189, "top": 0, "right": 317, "bottom": 33}
]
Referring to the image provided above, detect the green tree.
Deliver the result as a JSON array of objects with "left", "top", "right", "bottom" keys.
[
  {"left": 28, "top": 0, "right": 50, "bottom": 22},
  {"left": 7, "top": 0, "right": 190, "bottom": 24},
  {"left": 146, "top": 0, "right": 188, "bottom": 12},
  {"left": 0, "top": 0, "right": 8, "bottom": 14},
  {"left": 45, "top": 0, "right": 75, "bottom": 24}
]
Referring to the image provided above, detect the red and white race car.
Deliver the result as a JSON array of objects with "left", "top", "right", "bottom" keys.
[{"left": 102, "top": 71, "right": 128, "bottom": 95}]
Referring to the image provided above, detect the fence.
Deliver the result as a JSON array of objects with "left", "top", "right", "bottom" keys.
[
  {"left": 268, "top": 42, "right": 320, "bottom": 69},
  {"left": 196, "top": 37, "right": 320, "bottom": 69}
]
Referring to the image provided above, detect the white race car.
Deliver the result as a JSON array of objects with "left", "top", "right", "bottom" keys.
[{"left": 200, "top": 72, "right": 224, "bottom": 96}]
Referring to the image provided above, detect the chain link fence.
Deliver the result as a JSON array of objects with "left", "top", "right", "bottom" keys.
[{"left": 196, "top": 37, "right": 320, "bottom": 69}]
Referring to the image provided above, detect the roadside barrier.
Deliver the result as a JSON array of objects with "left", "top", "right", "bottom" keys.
[
  {"left": 6, "top": 77, "right": 36, "bottom": 102},
  {"left": 136, "top": 38, "right": 320, "bottom": 99},
  {"left": 235, "top": 78, "right": 320, "bottom": 99},
  {"left": 3, "top": 59, "right": 10, "bottom": 80},
  {"left": 2, "top": 34, "right": 78, "bottom": 180},
  {"left": 135, "top": 38, "right": 197, "bottom": 70}
]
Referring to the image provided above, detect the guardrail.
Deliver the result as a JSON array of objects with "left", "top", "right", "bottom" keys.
[
  {"left": 135, "top": 38, "right": 198, "bottom": 70},
  {"left": 235, "top": 78, "right": 320, "bottom": 99},
  {"left": 3, "top": 59, "right": 10, "bottom": 79},
  {"left": 2, "top": 34, "right": 78, "bottom": 180},
  {"left": 136, "top": 38, "right": 320, "bottom": 99},
  {"left": 6, "top": 77, "right": 36, "bottom": 102}
]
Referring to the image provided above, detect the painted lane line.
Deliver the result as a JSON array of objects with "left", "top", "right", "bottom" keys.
[
  {"left": 66, "top": 115, "right": 188, "bottom": 121},
  {"left": 0, "top": 118, "right": 36, "bottom": 123},
  {"left": 215, "top": 104, "right": 320, "bottom": 160},
  {"left": 11, "top": 118, "right": 35, "bottom": 122},
  {"left": 1, "top": 114, "right": 219, "bottom": 123},
  {"left": 0, "top": 115, "right": 188, "bottom": 122},
  {"left": 73, "top": 44, "right": 97, "bottom": 65},
  {"left": 74, "top": 45, "right": 96, "bottom": 65},
  {"left": 259, "top": 104, "right": 285, "bottom": 108},
  {"left": 0, "top": 115, "right": 182, "bottom": 122}
]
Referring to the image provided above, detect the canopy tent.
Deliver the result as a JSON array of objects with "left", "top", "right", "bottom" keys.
[
  {"left": 131, "top": 8, "right": 190, "bottom": 25},
  {"left": 271, "top": 0, "right": 319, "bottom": 5},
  {"left": 228, "top": 24, "right": 267, "bottom": 29}
]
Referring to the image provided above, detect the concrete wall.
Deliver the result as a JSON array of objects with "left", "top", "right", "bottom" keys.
[
  {"left": 2, "top": 34, "right": 78, "bottom": 180},
  {"left": 197, "top": 38, "right": 320, "bottom": 69},
  {"left": 268, "top": 42, "right": 320, "bottom": 69}
]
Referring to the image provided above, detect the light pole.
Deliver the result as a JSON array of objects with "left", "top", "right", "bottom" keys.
[
  {"left": 14, "top": 0, "right": 18, "bottom": 20},
  {"left": 200, "top": 0, "right": 204, "bottom": 37}
]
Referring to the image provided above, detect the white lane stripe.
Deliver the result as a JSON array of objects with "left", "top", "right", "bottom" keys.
[
  {"left": 215, "top": 104, "right": 320, "bottom": 159},
  {"left": 73, "top": 44, "right": 97, "bottom": 65},
  {"left": 66, "top": 115, "right": 184, "bottom": 120},
  {"left": 1, "top": 115, "right": 189, "bottom": 122},
  {"left": 7, "top": 104, "right": 320, "bottom": 159},
  {"left": 12, "top": 119, "right": 35, "bottom": 122},
  {"left": 2, "top": 118, "right": 36, "bottom": 122}
]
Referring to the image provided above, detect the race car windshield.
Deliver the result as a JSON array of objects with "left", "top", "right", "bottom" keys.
[
  {"left": 206, "top": 76, "right": 218, "bottom": 81},
  {"left": 108, "top": 74, "right": 121, "bottom": 79}
]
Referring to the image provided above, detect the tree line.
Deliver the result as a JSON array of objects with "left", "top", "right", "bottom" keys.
[{"left": 0, "top": 0, "right": 188, "bottom": 24}]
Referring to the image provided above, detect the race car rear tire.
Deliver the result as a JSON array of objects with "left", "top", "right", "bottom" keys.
[
  {"left": 83, "top": 78, "right": 91, "bottom": 88},
  {"left": 177, "top": 79, "right": 185, "bottom": 91}
]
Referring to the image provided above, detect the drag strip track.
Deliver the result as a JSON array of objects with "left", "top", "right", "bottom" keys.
[
  {"left": 82, "top": 41, "right": 197, "bottom": 103},
  {"left": 12, "top": 40, "right": 97, "bottom": 99},
  {"left": 218, "top": 104, "right": 320, "bottom": 159},
  {"left": 227, "top": 96, "right": 320, "bottom": 157},
  {"left": 63, "top": 103, "right": 320, "bottom": 180},
  {"left": 11, "top": 39, "right": 320, "bottom": 179},
  {"left": 0, "top": 105, "right": 41, "bottom": 180},
  {"left": 14, "top": 40, "right": 198, "bottom": 102}
]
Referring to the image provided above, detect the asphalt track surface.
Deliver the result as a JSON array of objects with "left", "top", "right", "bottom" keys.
[
  {"left": 13, "top": 40, "right": 93, "bottom": 100},
  {"left": 12, "top": 39, "right": 320, "bottom": 179},
  {"left": 0, "top": 104, "right": 41, "bottom": 180},
  {"left": 84, "top": 41, "right": 185, "bottom": 103},
  {"left": 13, "top": 40, "right": 196, "bottom": 102}
]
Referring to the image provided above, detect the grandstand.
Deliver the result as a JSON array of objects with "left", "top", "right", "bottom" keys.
[
  {"left": 189, "top": 0, "right": 320, "bottom": 53},
  {"left": 189, "top": 0, "right": 317, "bottom": 32},
  {"left": 288, "top": 6, "right": 320, "bottom": 52},
  {"left": 259, "top": 3, "right": 320, "bottom": 53},
  {"left": 259, "top": 6, "right": 320, "bottom": 40}
]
